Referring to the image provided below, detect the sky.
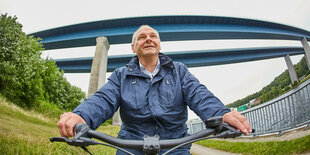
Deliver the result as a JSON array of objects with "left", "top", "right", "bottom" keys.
[{"left": 1, "top": 0, "right": 310, "bottom": 119}]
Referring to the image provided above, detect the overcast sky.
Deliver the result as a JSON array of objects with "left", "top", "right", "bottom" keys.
[{"left": 2, "top": 0, "right": 310, "bottom": 119}]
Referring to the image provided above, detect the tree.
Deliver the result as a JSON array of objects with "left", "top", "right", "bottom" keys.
[
  {"left": 0, "top": 14, "right": 86, "bottom": 110},
  {"left": 0, "top": 14, "right": 45, "bottom": 107}
]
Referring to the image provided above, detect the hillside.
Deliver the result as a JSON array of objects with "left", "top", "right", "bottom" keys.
[
  {"left": 0, "top": 96, "right": 120, "bottom": 154},
  {"left": 227, "top": 56, "right": 310, "bottom": 108}
]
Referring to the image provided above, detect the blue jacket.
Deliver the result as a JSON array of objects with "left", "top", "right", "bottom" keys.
[{"left": 73, "top": 53, "right": 230, "bottom": 154}]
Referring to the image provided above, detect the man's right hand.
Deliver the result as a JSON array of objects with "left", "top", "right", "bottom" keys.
[{"left": 57, "top": 112, "right": 86, "bottom": 137}]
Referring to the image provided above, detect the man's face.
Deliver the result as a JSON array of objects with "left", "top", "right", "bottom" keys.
[{"left": 131, "top": 27, "right": 161, "bottom": 57}]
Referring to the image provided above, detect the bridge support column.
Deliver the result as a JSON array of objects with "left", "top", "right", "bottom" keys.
[
  {"left": 284, "top": 55, "right": 299, "bottom": 83},
  {"left": 87, "top": 37, "right": 110, "bottom": 97},
  {"left": 87, "top": 36, "right": 122, "bottom": 126},
  {"left": 301, "top": 38, "right": 310, "bottom": 70}
]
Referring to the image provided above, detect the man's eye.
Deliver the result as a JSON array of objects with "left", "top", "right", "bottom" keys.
[
  {"left": 150, "top": 34, "right": 157, "bottom": 38},
  {"left": 138, "top": 36, "right": 145, "bottom": 40}
]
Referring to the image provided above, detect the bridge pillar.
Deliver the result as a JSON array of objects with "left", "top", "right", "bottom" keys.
[
  {"left": 301, "top": 38, "right": 310, "bottom": 70},
  {"left": 284, "top": 55, "right": 299, "bottom": 83},
  {"left": 87, "top": 36, "right": 110, "bottom": 97},
  {"left": 87, "top": 36, "right": 122, "bottom": 126}
]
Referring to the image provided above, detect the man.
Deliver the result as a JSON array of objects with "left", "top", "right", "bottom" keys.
[{"left": 58, "top": 25, "right": 252, "bottom": 154}]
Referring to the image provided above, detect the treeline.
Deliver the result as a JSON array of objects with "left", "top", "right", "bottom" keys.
[
  {"left": 226, "top": 56, "right": 310, "bottom": 108},
  {"left": 0, "top": 14, "right": 86, "bottom": 115}
]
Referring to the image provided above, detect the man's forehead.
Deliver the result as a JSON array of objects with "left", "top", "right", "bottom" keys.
[{"left": 136, "top": 27, "right": 157, "bottom": 35}]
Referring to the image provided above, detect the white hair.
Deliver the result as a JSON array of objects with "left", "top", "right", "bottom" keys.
[{"left": 131, "top": 25, "right": 160, "bottom": 45}]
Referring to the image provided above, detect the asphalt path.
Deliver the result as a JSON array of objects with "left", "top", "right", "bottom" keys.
[
  {"left": 190, "top": 126, "right": 310, "bottom": 155},
  {"left": 190, "top": 143, "right": 240, "bottom": 155}
]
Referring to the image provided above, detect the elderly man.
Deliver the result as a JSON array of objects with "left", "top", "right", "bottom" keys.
[{"left": 58, "top": 25, "right": 252, "bottom": 154}]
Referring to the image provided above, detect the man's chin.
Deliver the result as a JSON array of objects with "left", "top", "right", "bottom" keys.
[{"left": 143, "top": 49, "right": 158, "bottom": 54}]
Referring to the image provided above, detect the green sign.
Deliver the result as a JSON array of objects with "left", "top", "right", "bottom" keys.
[{"left": 237, "top": 105, "right": 247, "bottom": 112}]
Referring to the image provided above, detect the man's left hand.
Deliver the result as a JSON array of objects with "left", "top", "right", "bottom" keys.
[{"left": 223, "top": 111, "right": 252, "bottom": 135}]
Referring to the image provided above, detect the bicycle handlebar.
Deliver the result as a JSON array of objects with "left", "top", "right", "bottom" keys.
[
  {"left": 83, "top": 125, "right": 218, "bottom": 149},
  {"left": 50, "top": 116, "right": 254, "bottom": 155}
]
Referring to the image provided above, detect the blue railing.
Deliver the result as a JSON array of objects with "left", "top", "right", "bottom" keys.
[
  {"left": 241, "top": 78, "right": 310, "bottom": 136},
  {"left": 187, "top": 78, "right": 310, "bottom": 136}
]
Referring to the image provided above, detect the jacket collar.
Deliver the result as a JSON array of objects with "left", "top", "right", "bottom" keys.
[{"left": 126, "top": 52, "right": 173, "bottom": 76}]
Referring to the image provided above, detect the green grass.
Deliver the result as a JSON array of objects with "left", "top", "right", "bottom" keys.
[
  {"left": 299, "top": 73, "right": 310, "bottom": 84},
  {"left": 0, "top": 96, "right": 120, "bottom": 155},
  {"left": 196, "top": 135, "right": 310, "bottom": 155},
  {"left": 1, "top": 95, "right": 310, "bottom": 155}
]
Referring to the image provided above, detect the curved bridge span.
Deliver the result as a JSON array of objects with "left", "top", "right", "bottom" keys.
[
  {"left": 31, "top": 15, "right": 310, "bottom": 50},
  {"left": 55, "top": 46, "right": 305, "bottom": 73}
]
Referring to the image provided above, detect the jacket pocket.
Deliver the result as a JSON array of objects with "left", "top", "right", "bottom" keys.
[
  {"left": 158, "top": 77, "right": 175, "bottom": 111},
  {"left": 130, "top": 77, "right": 149, "bottom": 114}
]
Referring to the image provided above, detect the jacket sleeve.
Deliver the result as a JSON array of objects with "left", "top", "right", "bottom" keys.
[
  {"left": 177, "top": 63, "right": 231, "bottom": 121},
  {"left": 72, "top": 69, "right": 121, "bottom": 130}
]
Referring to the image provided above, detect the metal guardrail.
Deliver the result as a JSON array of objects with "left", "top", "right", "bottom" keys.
[
  {"left": 187, "top": 78, "right": 310, "bottom": 136},
  {"left": 241, "top": 78, "right": 310, "bottom": 136}
]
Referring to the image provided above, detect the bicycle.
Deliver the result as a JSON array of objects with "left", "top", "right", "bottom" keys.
[{"left": 50, "top": 116, "right": 254, "bottom": 155}]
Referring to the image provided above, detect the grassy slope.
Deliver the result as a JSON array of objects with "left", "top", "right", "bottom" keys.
[
  {"left": 0, "top": 96, "right": 120, "bottom": 155},
  {"left": 1, "top": 95, "right": 310, "bottom": 155}
]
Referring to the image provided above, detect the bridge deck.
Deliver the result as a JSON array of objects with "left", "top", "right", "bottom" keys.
[
  {"left": 54, "top": 46, "right": 304, "bottom": 73},
  {"left": 30, "top": 16, "right": 310, "bottom": 50}
]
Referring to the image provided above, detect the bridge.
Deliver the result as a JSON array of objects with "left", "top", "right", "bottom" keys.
[
  {"left": 54, "top": 46, "right": 305, "bottom": 73},
  {"left": 30, "top": 15, "right": 310, "bottom": 128},
  {"left": 31, "top": 15, "right": 310, "bottom": 49},
  {"left": 30, "top": 15, "right": 310, "bottom": 80}
]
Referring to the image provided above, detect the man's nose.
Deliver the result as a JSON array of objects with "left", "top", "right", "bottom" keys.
[{"left": 145, "top": 35, "right": 152, "bottom": 42}]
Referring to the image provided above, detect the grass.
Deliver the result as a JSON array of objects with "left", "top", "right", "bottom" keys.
[
  {"left": 1, "top": 95, "right": 310, "bottom": 155},
  {"left": 196, "top": 135, "right": 310, "bottom": 155},
  {"left": 0, "top": 96, "right": 120, "bottom": 155},
  {"left": 299, "top": 73, "right": 310, "bottom": 84}
]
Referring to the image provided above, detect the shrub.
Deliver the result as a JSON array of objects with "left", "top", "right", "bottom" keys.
[
  {"left": 0, "top": 13, "right": 86, "bottom": 111},
  {"left": 0, "top": 14, "right": 45, "bottom": 107}
]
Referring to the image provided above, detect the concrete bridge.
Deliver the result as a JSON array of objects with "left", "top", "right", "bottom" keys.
[{"left": 30, "top": 15, "right": 310, "bottom": 125}]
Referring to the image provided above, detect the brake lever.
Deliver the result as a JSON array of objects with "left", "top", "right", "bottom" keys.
[
  {"left": 217, "top": 123, "right": 256, "bottom": 138},
  {"left": 50, "top": 137, "right": 68, "bottom": 143},
  {"left": 50, "top": 124, "right": 97, "bottom": 147},
  {"left": 50, "top": 137, "right": 97, "bottom": 147},
  {"left": 50, "top": 124, "right": 96, "bottom": 155}
]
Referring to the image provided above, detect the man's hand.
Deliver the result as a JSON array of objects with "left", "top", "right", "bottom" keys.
[
  {"left": 223, "top": 111, "right": 252, "bottom": 135},
  {"left": 57, "top": 112, "right": 86, "bottom": 137}
]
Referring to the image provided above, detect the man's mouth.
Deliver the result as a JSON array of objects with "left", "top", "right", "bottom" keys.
[{"left": 143, "top": 45, "right": 155, "bottom": 49}]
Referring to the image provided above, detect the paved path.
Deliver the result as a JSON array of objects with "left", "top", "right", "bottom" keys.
[
  {"left": 190, "top": 143, "right": 240, "bottom": 155},
  {"left": 216, "top": 125, "right": 310, "bottom": 142},
  {"left": 190, "top": 126, "right": 310, "bottom": 155}
]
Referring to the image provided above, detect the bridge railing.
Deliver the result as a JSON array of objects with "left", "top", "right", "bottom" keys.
[
  {"left": 241, "top": 78, "right": 310, "bottom": 136},
  {"left": 187, "top": 78, "right": 310, "bottom": 136}
]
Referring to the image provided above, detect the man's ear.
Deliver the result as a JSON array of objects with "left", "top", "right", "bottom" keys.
[{"left": 131, "top": 44, "right": 136, "bottom": 53}]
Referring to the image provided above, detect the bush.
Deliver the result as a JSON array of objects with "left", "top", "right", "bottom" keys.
[
  {"left": 0, "top": 14, "right": 45, "bottom": 107},
  {"left": 41, "top": 59, "right": 86, "bottom": 111},
  {"left": 0, "top": 13, "right": 86, "bottom": 111},
  {"left": 34, "top": 100, "right": 64, "bottom": 119}
]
